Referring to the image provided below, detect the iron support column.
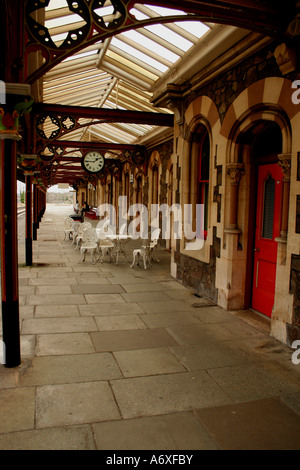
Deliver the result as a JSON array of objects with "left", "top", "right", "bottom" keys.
[
  {"left": 0, "top": 139, "right": 21, "bottom": 367},
  {"left": 25, "top": 173, "right": 33, "bottom": 266}
]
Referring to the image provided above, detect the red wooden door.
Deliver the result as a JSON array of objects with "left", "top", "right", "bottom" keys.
[{"left": 252, "top": 163, "right": 283, "bottom": 317}]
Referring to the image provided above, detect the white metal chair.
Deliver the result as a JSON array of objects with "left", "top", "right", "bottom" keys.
[
  {"left": 97, "top": 226, "right": 115, "bottom": 262},
  {"left": 71, "top": 221, "right": 82, "bottom": 245},
  {"left": 149, "top": 228, "right": 161, "bottom": 262},
  {"left": 119, "top": 223, "right": 127, "bottom": 234},
  {"left": 75, "top": 221, "right": 92, "bottom": 249},
  {"left": 78, "top": 228, "right": 98, "bottom": 264},
  {"left": 130, "top": 228, "right": 161, "bottom": 270},
  {"left": 63, "top": 217, "right": 75, "bottom": 241},
  {"left": 130, "top": 243, "right": 151, "bottom": 269}
]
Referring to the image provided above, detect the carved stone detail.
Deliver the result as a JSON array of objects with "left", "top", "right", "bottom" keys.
[
  {"left": 278, "top": 153, "right": 291, "bottom": 181},
  {"left": 226, "top": 163, "right": 245, "bottom": 183},
  {"left": 274, "top": 43, "right": 297, "bottom": 75}
]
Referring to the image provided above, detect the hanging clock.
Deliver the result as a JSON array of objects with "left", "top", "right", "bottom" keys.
[{"left": 81, "top": 151, "right": 105, "bottom": 174}]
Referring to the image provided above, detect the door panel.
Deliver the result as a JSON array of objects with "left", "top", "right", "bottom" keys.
[{"left": 252, "top": 163, "right": 283, "bottom": 317}]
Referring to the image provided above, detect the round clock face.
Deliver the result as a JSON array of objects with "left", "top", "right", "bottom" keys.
[{"left": 82, "top": 151, "right": 105, "bottom": 173}]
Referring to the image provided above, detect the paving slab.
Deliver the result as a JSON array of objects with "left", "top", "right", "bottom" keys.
[
  {"left": 280, "top": 392, "right": 300, "bottom": 415},
  {"left": 92, "top": 412, "right": 218, "bottom": 450},
  {"left": 171, "top": 341, "right": 254, "bottom": 370},
  {"left": 163, "top": 290, "right": 198, "bottom": 301},
  {"left": 166, "top": 322, "right": 262, "bottom": 345},
  {"left": 72, "top": 266, "right": 102, "bottom": 273},
  {"left": 111, "top": 370, "right": 233, "bottom": 418},
  {"left": 114, "top": 347, "right": 186, "bottom": 377},
  {"left": 207, "top": 362, "right": 300, "bottom": 402},
  {"left": 75, "top": 277, "right": 111, "bottom": 285},
  {"left": 109, "top": 276, "right": 155, "bottom": 284},
  {"left": 35, "top": 285, "right": 73, "bottom": 294},
  {"left": 19, "top": 306, "right": 35, "bottom": 318},
  {"left": 193, "top": 305, "right": 242, "bottom": 323},
  {"left": 91, "top": 328, "right": 178, "bottom": 352},
  {"left": 72, "top": 284, "right": 125, "bottom": 294},
  {"left": 26, "top": 294, "right": 86, "bottom": 305},
  {"left": 0, "top": 425, "right": 96, "bottom": 450},
  {"left": 121, "top": 283, "right": 170, "bottom": 293},
  {"left": 121, "top": 291, "right": 171, "bottom": 303},
  {"left": 36, "top": 382, "right": 120, "bottom": 428},
  {"left": 67, "top": 271, "right": 108, "bottom": 278},
  {"left": 18, "top": 353, "right": 121, "bottom": 386},
  {"left": 19, "top": 286, "right": 36, "bottom": 295},
  {"left": 0, "top": 388, "right": 35, "bottom": 433},
  {"left": 138, "top": 300, "right": 195, "bottom": 314},
  {"left": 36, "top": 333, "right": 95, "bottom": 356},
  {"left": 22, "top": 317, "right": 98, "bottom": 334},
  {"left": 139, "top": 311, "right": 202, "bottom": 328},
  {"left": 0, "top": 366, "right": 16, "bottom": 389},
  {"left": 29, "top": 277, "right": 78, "bottom": 286},
  {"left": 95, "top": 315, "right": 147, "bottom": 331},
  {"left": 195, "top": 398, "right": 300, "bottom": 450},
  {"left": 84, "top": 293, "right": 126, "bottom": 304},
  {"left": 79, "top": 303, "right": 144, "bottom": 316},
  {"left": 35, "top": 305, "right": 80, "bottom": 317},
  {"left": 36, "top": 271, "right": 70, "bottom": 278},
  {"left": 20, "top": 335, "right": 36, "bottom": 357}
]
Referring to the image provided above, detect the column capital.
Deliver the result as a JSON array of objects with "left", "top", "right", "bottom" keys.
[
  {"left": 0, "top": 84, "right": 33, "bottom": 141},
  {"left": 278, "top": 153, "right": 291, "bottom": 180},
  {"left": 151, "top": 83, "right": 186, "bottom": 126},
  {"left": 226, "top": 163, "right": 245, "bottom": 183}
]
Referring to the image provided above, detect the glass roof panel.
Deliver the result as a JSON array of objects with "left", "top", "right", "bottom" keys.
[
  {"left": 42, "top": 1, "right": 216, "bottom": 151},
  {"left": 118, "top": 29, "right": 181, "bottom": 62},
  {"left": 111, "top": 37, "right": 169, "bottom": 73}
]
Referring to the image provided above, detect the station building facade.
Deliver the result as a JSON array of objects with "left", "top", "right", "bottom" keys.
[{"left": 76, "top": 28, "right": 300, "bottom": 346}]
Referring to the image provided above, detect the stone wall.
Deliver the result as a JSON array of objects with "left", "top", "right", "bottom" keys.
[
  {"left": 175, "top": 227, "right": 220, "bottom": 302},
  {"left": 186, "top": 41, "right": 294, "bottom": 123}
]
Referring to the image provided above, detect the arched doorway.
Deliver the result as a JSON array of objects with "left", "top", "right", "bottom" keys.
[{"left": 243, "top": 122, "right": 284, "bottom": 317}]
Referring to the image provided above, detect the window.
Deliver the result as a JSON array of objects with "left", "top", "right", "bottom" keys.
[
  {"left": 136, "top": 175, "right": 142, "bottom": 204},
  {"left": 152, "top": 164, "right": 159, "bottom": 205},
  {"left": 262, "top": 174, "right": 275, "bottom": 239},
  {"left": 197, "top": 132, "right": 210, "bottom": 239}
]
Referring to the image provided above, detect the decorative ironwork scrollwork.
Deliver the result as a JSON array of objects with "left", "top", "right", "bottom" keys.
[
  {"left": 35, "top": 113, "right": 78, "bottom": 141},
  {"left": 91, "top": 0, "right": 126, "bottom": 31},
  {"left": 108, "top": 160, "right": 121, "bottom": 175},
  {"left": 39, "top": 145, "right": 65, "bottom": 162},
  {"left": 131, "top": 150, "right": 145, "bottom": 166},
  {"left": 36, "top": 114, "right": 61, "bottom": 140},
  {"left": 26, "top": 0, "right": 91, "bottom": 51}
]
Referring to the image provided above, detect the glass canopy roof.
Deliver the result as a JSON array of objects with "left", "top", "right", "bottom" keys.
[{"left": 42, "top": 1, "right": 215, "bottom": 155}]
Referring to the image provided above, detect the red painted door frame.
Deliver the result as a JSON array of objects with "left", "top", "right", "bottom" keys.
[{"left": 251, "top": 163, "right": 283, "bottom": 317}]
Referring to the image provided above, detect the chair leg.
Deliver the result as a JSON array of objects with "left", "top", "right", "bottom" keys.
[
  {"left": 151, "top": 247, "right": 159, "bottom": 263},
  {"left": 142, "top": 253, "right": 147, "bottom": 269},
  {"left": 78, "top": 248, "right": 85, "bottom": 263},
  {"left": 130, "top": 250, "right": 138, "bottom": 268}
]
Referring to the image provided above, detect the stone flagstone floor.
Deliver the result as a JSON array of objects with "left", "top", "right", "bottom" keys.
[{"left": 0, "top": 204, "right": 300, "bottom": 450}]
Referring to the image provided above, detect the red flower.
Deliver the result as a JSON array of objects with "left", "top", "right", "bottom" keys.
[{"left": 2, "top": 113, "right": 15, "bottom": 128}]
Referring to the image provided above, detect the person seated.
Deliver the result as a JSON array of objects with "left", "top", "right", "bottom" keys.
[
  {"left": 81, "top": 201, "right": 89, "bottom": 218},
  {"left": 74, "top": 201, "right": 80, "bottom": 213}
]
